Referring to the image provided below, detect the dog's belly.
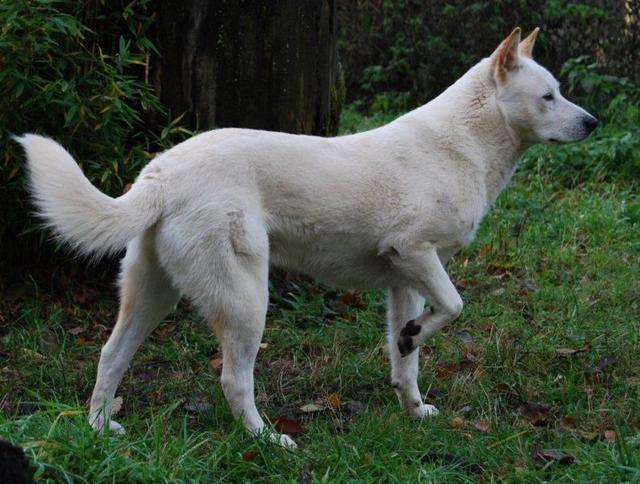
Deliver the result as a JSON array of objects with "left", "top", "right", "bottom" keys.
[{"left": 269, "top": 236, "right": 393, "bottom": 289}]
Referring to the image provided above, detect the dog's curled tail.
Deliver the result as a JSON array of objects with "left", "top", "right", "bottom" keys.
[{"left": 16, "top": 134, "right": 163, "bottom": 257}]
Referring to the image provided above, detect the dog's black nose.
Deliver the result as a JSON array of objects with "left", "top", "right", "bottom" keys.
[{"left": 583, "top": 115, "right": 598, "bottom": 134}]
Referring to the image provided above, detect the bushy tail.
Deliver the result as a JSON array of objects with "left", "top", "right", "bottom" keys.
[{"left": 16, "top": 134, "right": 163, "bottom": 256}]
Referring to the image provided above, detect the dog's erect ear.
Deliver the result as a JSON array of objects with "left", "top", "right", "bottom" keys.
[
  {"left": 519, "top": 27, "right": 540, "bottom": 58},
  {"left": 491, "top": 27, "right": 521, "bottom": 83}
]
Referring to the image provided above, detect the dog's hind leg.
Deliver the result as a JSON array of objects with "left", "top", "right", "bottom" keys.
[
  {"left": 390, "top": 247, "right": 463, "bottom": 357},
  {"left": 206, "top": 257, "right": 297, "bottom": 448},
  {"left": 387, "top": 287, "right": 439, "bottom": 418},
  {"left": 89, "top": 232, "right": 179, "bottom": 434}
]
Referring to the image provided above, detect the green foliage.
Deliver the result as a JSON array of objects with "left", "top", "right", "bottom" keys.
[
  {"left": 338, "top": 0, "right": 638, "bottom": 113},
  {"left": 1, "top": 169, "right": 639, "bottom": 480},
  {"left": 0, "top": 0, "right": 189, "bottom": 278}
]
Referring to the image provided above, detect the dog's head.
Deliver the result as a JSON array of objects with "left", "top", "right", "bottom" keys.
[{"left": 490, "top": 27, "right": 598, "bottom": 146}]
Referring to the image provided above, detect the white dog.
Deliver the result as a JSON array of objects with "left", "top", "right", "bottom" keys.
[{"left": 18, "top": 27, "right": 597, "bottom": 448}]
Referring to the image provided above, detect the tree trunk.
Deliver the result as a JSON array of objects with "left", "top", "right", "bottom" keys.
[{"left": 152, "top": 0, "right": 344, "bottom": 136}]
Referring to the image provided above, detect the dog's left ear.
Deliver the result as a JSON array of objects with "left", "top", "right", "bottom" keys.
[
  {"left": 491, "top": 27, "right": 521, "bottom": 83},
  {"left": 519, "top": 27, "right": 540, "bottom": 58}
]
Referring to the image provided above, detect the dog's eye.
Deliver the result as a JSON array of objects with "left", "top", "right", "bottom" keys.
[{"left": 543, "top": 93, "right": 554, "bottom": 101}]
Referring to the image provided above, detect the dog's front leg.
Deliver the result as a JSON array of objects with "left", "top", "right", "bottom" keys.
[
  {"left": 389, "top": 246, "right": 463, "bottom": 356},
  {"left": 387, "top": 287, "right": 439, "bottom": 418}
]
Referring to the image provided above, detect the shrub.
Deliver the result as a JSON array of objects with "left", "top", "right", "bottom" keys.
[
  {"left": 0, "top": 0, "right": 189, "bottom": 281},
  {"left": 338, "top": 0, "right": 639, "bottom": 112}
]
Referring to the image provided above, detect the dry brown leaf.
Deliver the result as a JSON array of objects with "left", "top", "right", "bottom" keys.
[
  {"left": 449, "top": 417, "right": 465, "bottom": 429},
  {"left": 258, "top": 343, "right": 269, "bottom": 353},
  {"left": 40, "top": 329, "right": 59, "bottom": 354},
  {"left": 474, "top": 420, "right": 491, "bottom": 433},
  {"left": 556, "top": 346, "right": 589, "bottom": 357},
  {"left": 520, "top": 401, "right": 552, "bottom": 427},
  {"left": 67, "top": 326, "right": 86, "bottom": 335},
  {"left": 337, "top": 291, "right": 364, "bottom": 308},
  {"left": 455, "top": 279, "right": 477, "bottom": 290},
  {"left": 604, "top": 430, "right": 616, "bottom": 443},
  {"left": 273, "top": 416, "right": 302, "bottom": 436},
  {"left": 76, "top": 336, "right": 94, "bottom": 346},
  {"left": 327, "top": 393, "right": 342, "bottom": 409},
  {"left": 532, "top": 449, "right": 574, "bottom": 466},
  {"left": 154, "top": 323, "right": 177, "bottom": 340},
  {"left": 209, "top": 355, "right": 223, "bottom": 370},
  {"left": 436, "top": 362, "right": 458, "bottom": 379},
  {"left": 242, "top": 450, "right": 259, "bottom": 461},
  {"left": 111, "top": 396, "right": 123, "bottom": 416}
]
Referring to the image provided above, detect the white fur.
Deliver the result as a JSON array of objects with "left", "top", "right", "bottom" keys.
[{"left": 18, "top": 29, "right": 596, "bottom": 448}]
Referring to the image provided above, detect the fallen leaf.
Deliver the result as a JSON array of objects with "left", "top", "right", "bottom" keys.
[
  {"left": 474, "top": 420, "right": 491, "bottom": 433},
  {"left": 76, "top": 335, "right": 94, "bottom": 346},
  {"left": 300, "top": 403, "right": 325, "bottom": 413},
  {"left": 532, "top": 449, "right": 574, "bottom": 465},
  {"left": 520, "top": 401, "right": 552, "bottom": 427},
  {"left": 209, "top": 354, "right": 223, "bottom": 370},
  {"left": 558, "top": 416, "right": 597, "bottom": 441},
  {"left": 456, "top": 332, "right": 474, "bottom": 344},
  {"left": 425, "top": 388, "right": 447, "bottom": 402},
  {"left": 327, "top": 393, "right": 342, "bottom": 409},
  {"left": 596, "top": 355, "right": 616, "bottom": 371},
  {"left": 604, "top": 430, "right": 616, "bottom": 443},
  {"left": 436, "top": 363, "right": 458, "bottom": 379},
  {"left": 40, "top": 329, "right": 59, "bottom": 354},
  {"left": 337, "top": 291, "right": 364, "bottom": 308},
  {"left": 242, "top": 450, "right": 259, "bottom": 461},
  {"left": 487, "top": 262, "right": 515, "bottom": 277},
  {"left": 494, "top": 382, "right": 511, "bottom": 392},
  {"left": 478, "top": 322, "right": 494, "bottom": 332},
  {"left": 67, "top": 326, "right": 86, "bottom": 335},
  {"left": 450, "top": 417, "right": 465, "bottom": 429},
  {"left": 556, "top": 346, "right": 589, "bottom": 357},
  {"left": 258, "top": 343, "right": 269, "bottom": 353},
  {"left": 111, "top": 396, "right": 123, "bottom": 416},
  {"left": 342, "top": 400, "right": 365, "bottom": 416},
  {"left": 184, "top": 395, "right": 213, "bottom": 414},
  {"left": 556, "top": 347, "right": 580, "bottom": 357},
  {"left": 153, "top": 323, "right": 177, "bottom": 340},
  {"left": 273, "top": 416, "right": 302, "bottom": 436},
  {"left": 455, "top": 279, "right": 477, "bottom": 290}
]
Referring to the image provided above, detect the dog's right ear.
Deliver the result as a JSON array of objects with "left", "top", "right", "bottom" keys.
[
  {"left": 519, "top": 27, "right": 540, "bottom": 58},
  {"left": 491, "top": 27, "right": 522, "bottom": 84}
]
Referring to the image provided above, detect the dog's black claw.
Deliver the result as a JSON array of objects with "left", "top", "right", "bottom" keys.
[{"left": 398, "top": 336, "right": 416, "bottom": 357}]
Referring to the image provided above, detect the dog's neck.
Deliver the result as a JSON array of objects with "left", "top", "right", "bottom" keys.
[{"left": 407, "top": 59, "right": 529, "bottom": 207}]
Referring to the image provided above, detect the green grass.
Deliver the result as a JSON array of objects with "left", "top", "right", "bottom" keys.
[{"left": 1, "top": 113, "right": 640, "bottom": 482}]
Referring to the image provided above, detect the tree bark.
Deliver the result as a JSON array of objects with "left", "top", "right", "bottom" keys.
[{"left": 152, "top": 0, "right": 343, "bottom": 135}]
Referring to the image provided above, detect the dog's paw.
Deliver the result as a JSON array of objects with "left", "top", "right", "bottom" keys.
[
  {"left": 90, "top": 415, "right": 126, "bottom": 435},
  {"left": 411, "top": 403, "right": 439, "bottom": 419},
  {"left": 278, "top": 434, "right": 298, "bottom": 449},
  {"left": 260, "top": 430, "right": 297, "bottom": 449}
]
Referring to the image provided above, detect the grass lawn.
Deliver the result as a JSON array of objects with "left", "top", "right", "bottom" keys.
[{"left": 1, "top": 112, "right": 639, "bottom": 482}]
